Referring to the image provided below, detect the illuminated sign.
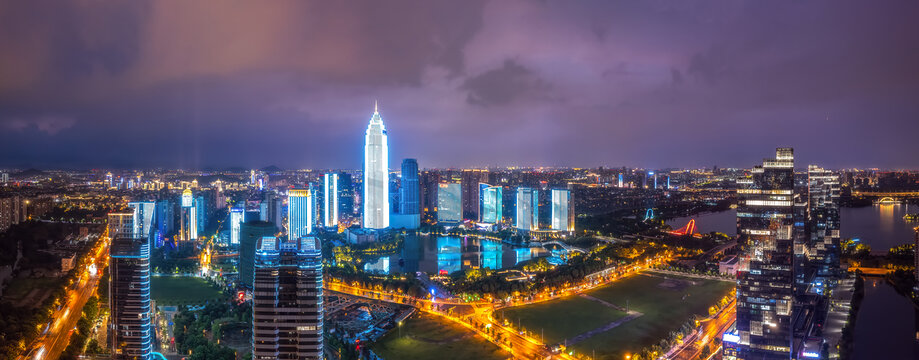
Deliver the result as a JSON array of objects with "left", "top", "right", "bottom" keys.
[{"left": 722, "top": 332, "right": 740, "bottom": 344}]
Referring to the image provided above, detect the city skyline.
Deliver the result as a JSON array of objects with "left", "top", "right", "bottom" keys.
[{"left": 2, "top": 1, "right": 919, "bottom": 169}]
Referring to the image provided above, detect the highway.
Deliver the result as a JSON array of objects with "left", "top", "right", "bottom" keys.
[{"left": 668, "top": 300, "right": 736, "bottom": 360}]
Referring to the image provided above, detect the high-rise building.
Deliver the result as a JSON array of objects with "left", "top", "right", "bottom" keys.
[
  {"left": 338, "top": 172, "right": 354, "bottom": 218},
  {"left": 400, "top": 159, "right": 420, "bottom": 215},
  {"left": 288, "top": 189, "right": 313, "bottom": 239},
  {"left": 479, "top": 184, "right": 503, "bottom": 224},
  {"left": 238, "top": 221, "right": 278, "bottom": 289},
  {"left": 363, "top": 102, "right": 389, "bottom": 229},
  {"left": 252, "top": 236, "right": 323, "bottom": 359},
  {"left": 461, "top": 170, "right": 488, "bottom": 220},
  {"left": 128, "top": 201, "right": 156, "bottom": 244},
  {"left": 1, "top": 172, "right": 8, "bottom": 183},
  {"left": 437, "top": 183, "right": 462, "bottom": 224},
  {"left": 550, "top": 189, "right": 574, "bottom": 232},
  {"left": 516, "top": 188, "right": 538, "bottom": 232},
  {"left": 806, "top": 166, "right": 841, "bottom": 284},
  {"left": 230, "top": 207, "right": 244, "bottom": 245},
  {"left": 323, "top": 173, "right": 340, "bottom": 227},
  {"left": 261, "top": 192, "right": 284, "bottom": 231},
  {"left": 109, "top": 235, "right": 153, "bottom": 359},
  {"left": 618, "top": 173, "right": 624, "bottom": 188},
  {"left": 728, "top": 148, "right": 796, "bottom": 360},
  {"left": 915, "top": 227, "right": 919, "bottom": 283},
  {"left": 420, "top": 171, "right": 441, "bottom": 224},
  {"left": 108, "top": 212, "right": 135, "bottom": 239}
]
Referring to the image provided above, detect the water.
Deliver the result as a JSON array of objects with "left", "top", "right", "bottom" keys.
[
  {"left": 362, "top": 235, "right": 548, "bottom": 275},
  {"left": 666, "top": 209, "right": 737, "bottom": 237},
  {"left": 852, "top": 278, "right": 919, "bottom": 360},
  {"left": 841, "top": 204, "right": 917, "bottom": 251}
]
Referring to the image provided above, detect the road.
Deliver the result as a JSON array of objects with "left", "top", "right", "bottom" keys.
[
  {"left": 22, "top": 235, "right": 109, "bottom": 360},
  {"left": 668, "top": 300, "right": 736, "bottom": 360}
]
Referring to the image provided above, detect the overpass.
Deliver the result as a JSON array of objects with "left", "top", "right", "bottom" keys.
[
  {"left": 853, "top": 191, "right": 919, "bottom": 199},
  {"left": 538, "top": 240, "right": 587, "bottom": 253}
]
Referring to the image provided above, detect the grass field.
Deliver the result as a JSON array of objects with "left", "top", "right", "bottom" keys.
[
  {"left": 500, "top": 294, "right": 627, "bottom": 345},
  {"left": 1, "top": 277, "right": 62, "bottom": 308},
  {"left": 151, "top": 276, "right": 224, "bottom": 305},
  {"left": 372, "top": 312, "right": 510, "bottom": 360},
  {"left": 499, "top": 273, "right": 734, "bottom": 359}
]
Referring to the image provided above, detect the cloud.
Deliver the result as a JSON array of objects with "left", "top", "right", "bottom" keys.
[
  {"left": 461, "top": 59, "right": 551, "bottom": 107},
  {"left": 3, "top": 116, "right": 76, "bottom": 135}
]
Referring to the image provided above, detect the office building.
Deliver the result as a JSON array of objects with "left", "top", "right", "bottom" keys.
[
  {"left": 108, "top": 212, "right": 135, "bottom": 238},
  {"left": 252, "top": 237, "right": 323, "bottom": 359},
  {"left": 261, "top": 192, "right": 284, "bottom": 231},
  {"left": 323, "top": 173, "right": 339, "bottom": 227},
  {"left": 128, "top": 201, "right": 156, "bottom": 243},
  {"left": 420, "top": 171, "right": 441, "bottom": 224},
  {"left": 479, "top": 184, "right": 503, "bottom": 224},
  {"left": 238, "top": 221, "right": 278, "bottom": 289},
  {"left": 363, "top": 102, "right": 389, "bottom": 229},
  {"left": 516, "top": 187, "right": 538, "bottom": 231},
  {"left": 1, "top": 172, "right": 8, "bottom": 183},
  {"left": 337, "top": 172, "right": 354, "bottom": 218},
  {"left": 230, "top": 207, "right": 244, "bottom": 245},
  {"left": 806, "top": 166, "right": 841, "bottom": 283},
  {"left": 400, "top": 159, "right": 420, "bottom": 215},
  {"left": 437, "top": 183, "right": 462, "bottom": 224},
  {"left": 288, "top": 189, "right": 313, "bottom": 239},
  {"left": 728, "top": 148, "right": 796, "bottom": 359},
  {"left": 109, "top": 235, "right": 153, "bottom": 359},
  {"left": 461, "top": 170, "right": 488, "bottom": 220},
  {"left": 550, "top": 189, "right": 574, "bottom": 232}
]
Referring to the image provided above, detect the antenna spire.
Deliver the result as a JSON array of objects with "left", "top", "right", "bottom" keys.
[{"left": 374, "top": 100, "right": 379, "bottom": 113}]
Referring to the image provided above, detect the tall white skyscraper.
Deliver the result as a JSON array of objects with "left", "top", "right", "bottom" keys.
[
  {"left": 230, "top": 207, "right": 244, "bottom": 245},
  {"left": 363, "top": 102, "right": 389, "bottom": 229},
  {"left": 323, "top": 173, "right": 339, "bottom": 227},
  {"left": 516, "top": 188, "right": 538, "bottom": 231},
  {"left": 288, "top": 189, "right": 313, "bottom": 239}
]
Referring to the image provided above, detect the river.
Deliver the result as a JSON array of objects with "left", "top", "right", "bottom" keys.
[{"left": 852, "top": 278, "right": 919, "bottom": 359}]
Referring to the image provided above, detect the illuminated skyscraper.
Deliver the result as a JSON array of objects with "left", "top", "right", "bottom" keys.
[
  {"left": 252, "top": 236, "right": 323, "bottom": 359},
  {"left": 551, "top": 189, "right": 574, "bottom": 232},
  {"left": 727, "top": 148, "right": 796, "bottom": 360},
  {"left": 363, "top": 102, "right": 389, "bottom": 229},
  {"left": 128, "top": 201, "right": 155, "bottom": 243},
  {"left": 230, "top": 207, "right": 244, "bottom": 245},
  {"left": 462, "top": 170, "right": 488, "bottom": 220},
  {"left": 420, "top": 171, "right": 441, "bottom": 224},
  {"left": 479, "top": 184, "right": 503, "bottom": 224},
  {"left": 323, "top": 173, "right": 339, "bottom": 227},
  {"left": 437, "top": 183, "right": 462, "bottom": 224},
  {"left": 400, "top": 159, "right": 420, "bottom": 215},
  {"left": 516, "top": 188, "right": 538, "bottom": 231},
  {"left": 108, "top": 212, "right": 135, "bottom": 238},
  {"left": 806, "top": 165, "right": 841, "bottom": 283},
  {"left": 239, "top": 221, "right": 278, "bottom": 289},
  {"left": 108, "top": 211, "right": 153, "bottom": 360},
  {"left": 288, "top": 189, "right": 313, "bottom": 238},
  {"left": 338, "top": 172, "right": 354, "bottom": 218}
]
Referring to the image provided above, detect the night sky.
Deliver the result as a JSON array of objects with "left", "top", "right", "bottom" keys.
[{"left": 1, "top": 1, "right": 918, "bottom": 170}]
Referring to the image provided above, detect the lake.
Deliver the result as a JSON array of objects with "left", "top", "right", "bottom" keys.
[
  {"left": 363, "top": 235, "right": 551, "bottom": 275},
  {"left": 852, "top": 278, "right": 919, "bottom": 359}
]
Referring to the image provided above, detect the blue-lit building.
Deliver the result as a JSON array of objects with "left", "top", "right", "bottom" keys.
[
  {"left": 252, "top": 236, "right": 323, "bottom": 359},
  {"left": 109, "top": 234, "right": 153, "bottom": 359},
  {"left": 400, "top": 159, "right": 420, "bottom": 215},
  {"left": 229, "top": 207, "right": 244, "bottom": 245},
  {"left": 323, "top": 173, "right": 340, "bottom": 228},
  {"left": 479, "top": 184, "right": 503, "bottom": 224},
  {"left": 550, "top": 189, "right": 574, "bottom": 232},
  {"left": 437, "top": 183, "right": 462, "bottom": 224},
  {"left": 515, "top": 187, "right": 538, "bottom": 232},
  {"left": 287, "top": 189, "right": 313, "bottom": 239},
  {"left": 338, "top": 172, "right": 354, "bottom": 218}
]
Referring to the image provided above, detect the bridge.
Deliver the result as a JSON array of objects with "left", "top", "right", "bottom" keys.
[
  {"left": 644, "top": 208, "right": 655, "bottom": 221},
  {"left": 853, "top": 191, "right": 919, "bottom": 199},
  {"left": 669, "top": 219, "right": 697, "bottom": 236},
  {"left": 538, "top": 240, "right": 587, "bottom": 253},
  {"left": 847, "top": 267, "right": 894, "bottom": 276}
]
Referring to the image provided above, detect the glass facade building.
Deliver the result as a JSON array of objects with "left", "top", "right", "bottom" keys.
[
  {"left": 400, "top": 159, "right": 420, "bottom": 215},
  {"left": 238, "top": 221, "right": 278, "bottom": 289},
  {"left": 437, "top": 183, "right": 462, "bottom": 224},
  {"left": 515, "top": 187, "right": 538, "bottom": 231},
  {"left": 230, "top": 207, "right": 244, "bottom": 245},
  {"left": 479, "top": 184, "right": 503, "bottom": 224},
  {"left": 287, "top": 189, "right": 313, "bottom": 240},
  {"left": 323, "top": 173, "right": 339, "bottom": 227},
  {"left": 252, "top": 237, "right": 323, "bottom": 359},
  {"left": 730, "top": 148, "right": 796, "bottom": 359},
  {"left": 806, "top": 165, "right": 841, "bottom": 282},
  {"left": 550, "top": 189, "right": 574, "bottom": 232},
  {"left": 110, "top": 236, "right": 153, "bottom": 359},
  {"left": 363, "top": 103, "right": 389, "bottom": 229}
]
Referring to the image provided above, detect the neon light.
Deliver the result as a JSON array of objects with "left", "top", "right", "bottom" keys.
[{"left": 722, "top": 332, "right": 740, "bottom": 343}]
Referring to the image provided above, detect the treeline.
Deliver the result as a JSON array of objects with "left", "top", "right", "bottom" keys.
[
  {"left": 173, "top": 302, "right": 250, "bottom": 360},
  {"left": 60, "top": 296, "right": 105, "bottom": 359},
  {"left": 326, "top": 266, "right": 428, "bottom": 298}
]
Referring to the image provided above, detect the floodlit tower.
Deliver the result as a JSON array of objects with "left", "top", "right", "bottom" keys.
[{"left": 363, "top": 102, "right": 389, "bottom": 229}]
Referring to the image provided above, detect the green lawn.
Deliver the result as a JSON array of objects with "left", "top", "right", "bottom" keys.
[
  {"left": 500, "top": 294, "right": 627, "bottom": 345},
  {"left": 1, "top": 277, "right": 62, "bottom": 307},
  {"left": 574, "top": 274, "right": 734, "bottom": 359},
  {"left": 151, "top": 276, "right": 224, "bottom": 305},
  {"left": 372, "top": 312, "right": 510, "bottom": 360}
]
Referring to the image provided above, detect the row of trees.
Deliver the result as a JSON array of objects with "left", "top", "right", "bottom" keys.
[
  {"left": 60, "top": 295, "right": 105, "bottom": 359},
  {"left": 173, "top": 302, "right": 250, "bottom": 360},
  {"left": 326, "top": 266, "right": 428, "bottom": 298}
]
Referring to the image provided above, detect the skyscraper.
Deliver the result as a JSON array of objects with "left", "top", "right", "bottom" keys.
[
  {"left": 516, "top": 187, "right": 538, "bottom": 232},
  {"left": 238, "top": 221, "right": 278, "bottom": 289},
  {"left": 109, "top": 234, "right": 153, "bottom": 359},
  {"left": 400, "top": 159, "right": 420, "bottom": 215},
  {"left": 420, "top": 171, "right": 441, "bottom": 224},
  {"left": 806, "top": 166, "right": 841, "bottom": 283},
  {"left": 127, "top": 201, "right": 155, "bottom": 243},
  {"left": 437, "top": 183, "right": 462, "bottom": 224},
  {"left": 729, "top": 148, "right": 796, "bottom": 360},
  {"left": 108, "top": 212, "right": 135, "bottom": 239},
  {"left": 461, "top": 170, "right": 488, "bottom": 220},
  {"left": 338, "top": 172, "right": 354, "bottom": 219},
  {"left": 363, "top": 102, "right": 389, "bottom": 229},
  {"left": 230, "top": 207, "right": 244, "bottom": 245},
  {"left": 323, "top": 173, "right": 339, "bottom": 227},
  {"left": 252, "top": 236, "right": 323, "bottom": 359},
  {"left": 288, "top": 189, "right": 313, "bottom": 239},
  {"left": 550, "top": 189, "right": 574, "bottom": 232},
  {"left": 479, "top": 184, "right": 503, "bottom": 224}
]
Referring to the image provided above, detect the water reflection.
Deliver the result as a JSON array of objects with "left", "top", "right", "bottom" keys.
[
  {"left": 852, "top": 278, "right": 919, "bottom": 359},
  {"left": 362, "top": 235, "right": 552, "bottom": 275},
  {"left": 842, "top": 205, "right": 916, "bottom": 250}
]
